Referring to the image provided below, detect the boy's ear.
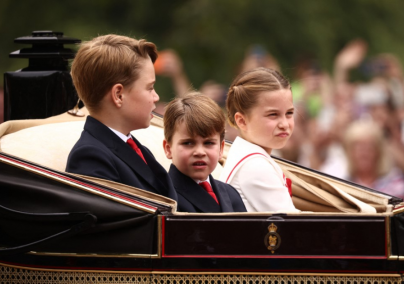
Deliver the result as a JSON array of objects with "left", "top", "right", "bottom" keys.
[
  {"left": 219, "top": 140, "right": 225, "bottom": 159},
  {"left": 163, "top": 139, "right": 173, "bottom": 159},
  {"left": 234, "top": 112, "right": 247, "bottom": 131},
  {"left": 111, "top": 83, "right": 124, "bottom": 108}
]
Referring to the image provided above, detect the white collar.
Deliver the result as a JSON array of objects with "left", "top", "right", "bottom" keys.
[
  {"left": 194, "top": 176, "right": 211, "bottom": 185},
  {"left": 109, "top": 127, "right": 131, "bottom": 142}
]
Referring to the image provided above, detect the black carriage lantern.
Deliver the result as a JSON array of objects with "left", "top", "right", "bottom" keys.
[{"left": 3, "top": 30, "right": 81, "bottom": 121}]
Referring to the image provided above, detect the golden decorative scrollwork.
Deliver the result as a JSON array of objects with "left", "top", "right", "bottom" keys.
[
  {"left": 0, "top": 265, "right": 150, "bottom": 284},
  {"left": 1, "top": 265, "right": 401, "bottom": 284},
  {"left": 153, "top": 273, "right": 401, "bottom": 284}
]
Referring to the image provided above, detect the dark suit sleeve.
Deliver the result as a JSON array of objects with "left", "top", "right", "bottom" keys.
[
  {"left": 66, "top": 144, "right": 121, "bottom": 182},
  {"left": 226, "top": 184, "right": 247, "bottom": 212},
  {"left": 176, "top": 194, "right": 199, "bottom": 213}
]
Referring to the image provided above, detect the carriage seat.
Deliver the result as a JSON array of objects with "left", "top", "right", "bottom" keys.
[{"left": 0, "top": 111, "right": 223, "bottom": 177}]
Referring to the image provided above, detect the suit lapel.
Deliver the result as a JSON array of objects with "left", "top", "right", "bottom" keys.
[
  {"left": 132, "top": 136, "right": 177, "bottom": 200},
  {"left": 210, "top": 177, "right": 232, "bottom": 212},
  {"left": 169, "top": 165, "right": 221, "bottom": 213},
  {"left": 84, "top": 116, "right": 173, "bottom": 197},
  {"left": 112, "top": 137, "right": 156, "bottom": 184}
]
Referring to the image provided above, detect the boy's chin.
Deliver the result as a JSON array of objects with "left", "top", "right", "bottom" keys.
[
  {"left": 190, "top": 173, "right": 209, "bottom": 181},
  {"left": 134, "top": 120, "right": 152, "bottom": 130}
]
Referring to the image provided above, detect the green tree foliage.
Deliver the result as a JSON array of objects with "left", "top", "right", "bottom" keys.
[{"left": 1, "top": 0, "right": 404, "bottom": 101}]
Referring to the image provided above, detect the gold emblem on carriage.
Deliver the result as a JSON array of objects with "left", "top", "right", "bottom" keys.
[{"left": 264, "top": 223, "right": 281, "bottom": 253}]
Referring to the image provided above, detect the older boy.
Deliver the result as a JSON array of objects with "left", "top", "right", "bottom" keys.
[
  {"left": 163, "top": 93, "right": 246, "bottom": 212},
  {"left": 66, "top": 34, "right": 177, "bottom": 201}
]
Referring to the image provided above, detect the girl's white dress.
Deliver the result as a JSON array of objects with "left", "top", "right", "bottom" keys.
[{"left": 219, "top": 136, "right": 298, "bottom": 212}]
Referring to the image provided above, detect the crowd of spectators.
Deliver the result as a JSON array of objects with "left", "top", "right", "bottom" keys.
[{"left": 154, "top": 39, "right": 404, "bottom": 198}]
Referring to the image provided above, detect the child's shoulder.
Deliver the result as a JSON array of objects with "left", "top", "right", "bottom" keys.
[
  {"left": 233, "top": 152, "right": 275, "bottom": 172},
  {"left": 212, "top": 177, "right": 244, "bottom": 202},
  {"left": 212, "top": 177, "right": 236, "bottom": 190}
]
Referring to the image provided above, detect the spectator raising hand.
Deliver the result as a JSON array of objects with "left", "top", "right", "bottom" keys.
[
  {"left": 334, "top": 39, "right": 368, "bottom": 85},
  {"left": 154, "top": 49, "right": 192, "bottom": 97}
]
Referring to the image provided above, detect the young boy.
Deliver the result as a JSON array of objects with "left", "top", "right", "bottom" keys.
[
  {"left": 163, "top": 93, "right": 246, "bottom": 212},
  {"left": 66, "top": 34, "right": 177, "bottom": 201}
]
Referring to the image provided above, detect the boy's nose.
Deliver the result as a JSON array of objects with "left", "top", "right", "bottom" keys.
[
  {"left": 193, "top": 145, "right": 206, "bottom": 156},
  {"left": 153, "top": 91, "right": 159, "bottom": 102}
]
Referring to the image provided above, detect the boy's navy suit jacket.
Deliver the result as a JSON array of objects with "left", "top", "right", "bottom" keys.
[
  {"left": 66, "top": 116, "right": 178, "bottom": 201},
  {"left": 168, "top": 164, "right": 246, "bottom": 213}
]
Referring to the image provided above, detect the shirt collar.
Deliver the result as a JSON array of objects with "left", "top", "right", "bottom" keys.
[
  {"left": 108, "top": 127, "right": 131, "bottom": 142},
  {"left": 194, "top": 176, "right": 211, "bottom": 185}
]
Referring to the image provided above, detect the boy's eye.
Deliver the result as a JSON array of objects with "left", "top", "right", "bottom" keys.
[
  {"left": 204, "top": 141, "right": 216, "bottom": 145},
  {"left": 287, "top": 111, "right": 294, "bottom": 116},
  {"left": 181, "top": 141, "right": 193, "bottom": 146}
]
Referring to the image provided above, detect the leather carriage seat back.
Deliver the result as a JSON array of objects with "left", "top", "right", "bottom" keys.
[{"left": 0, "top": 109, "right": 223, "bottom": 178}]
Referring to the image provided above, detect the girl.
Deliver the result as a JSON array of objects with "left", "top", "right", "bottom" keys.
[{"left": 219, "top": 67, "right": 298, "bottom": 212}]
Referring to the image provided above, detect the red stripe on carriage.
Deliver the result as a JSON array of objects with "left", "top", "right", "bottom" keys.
[
  {"left": 162, "top": 216, "right": 166, "bottom": 257},
  {"left": 161, "top": 254, "right": 387, "bottom": 259}
]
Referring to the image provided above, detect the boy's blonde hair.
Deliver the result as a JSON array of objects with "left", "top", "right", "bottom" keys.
[
  {"left": 71, "top": 34, "right": 157, "bottom": 112},
  {"left": 164, "top": 93, "right": 226, "bottom": 143},
  {"left": 226, "top": 67, "right": 290, "bottom": 127}
]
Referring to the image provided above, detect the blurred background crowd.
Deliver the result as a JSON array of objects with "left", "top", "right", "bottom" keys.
[
  {"left": 153, "top": 40, "right": 404, "bottom": 199},
  {"left": 1, "top": 0, "right": 404, "bottom": 197}
]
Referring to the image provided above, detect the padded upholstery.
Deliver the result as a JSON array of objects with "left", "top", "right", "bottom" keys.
[
  {"left": 0, "top": 116, "right": 223, "bottom": 177},
  {"left": 1, "top": 121, "right": 85, "bottom": 172}
]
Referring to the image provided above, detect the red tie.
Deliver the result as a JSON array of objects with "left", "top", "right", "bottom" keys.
[
  {"left": 199, "top": 181, "right": 219, "bottom": 204},
  {"left": 283, "top": 174, "right": 292, "bottom": 197},
  {"left": 127, "top": 138, "right": 147, "bottom": 164}
]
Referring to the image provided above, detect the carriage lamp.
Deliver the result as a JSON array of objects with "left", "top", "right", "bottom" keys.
[{"left": 3, "top": 30, "right": 81, "bottom": 121}]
